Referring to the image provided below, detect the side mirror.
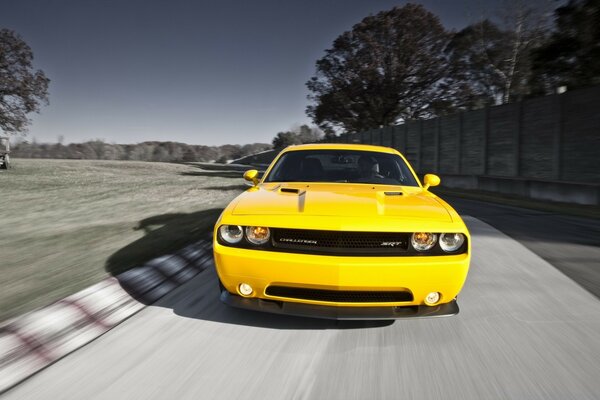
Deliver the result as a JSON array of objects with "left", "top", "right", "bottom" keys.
[
  {"left": 423, "top": 174, "right": 440, "bottom": 190},
  {"left": 243, "top": 169, "right": 260, "bottom": 186}
]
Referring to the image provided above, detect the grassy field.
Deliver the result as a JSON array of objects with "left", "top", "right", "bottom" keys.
[{"left": 0, "top": 159, "right": 247, "bottom": 322}]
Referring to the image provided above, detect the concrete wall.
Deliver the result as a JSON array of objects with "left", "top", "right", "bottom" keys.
[{"left": 330, "top": 85, "right": 600, "bottom": 205}]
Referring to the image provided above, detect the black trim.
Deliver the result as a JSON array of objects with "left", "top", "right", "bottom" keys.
[
  {"left": 220, "top": 290, "right": 459, "bottom": 320},
  {"left": 265, "top": 286, "right": 413, "bottom": 303},
  {"left": 217, "top": 226, "right": 468, "bottom": 257},
  {"left": 272, "top": 228, "right": 411, "bottom": 256}
]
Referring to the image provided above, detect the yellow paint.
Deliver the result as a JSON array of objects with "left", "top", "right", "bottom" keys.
[
  {"left": 423, "top": 173, "right": 441, "bottom": 190},
  {"left": 214, "top": 144, "right": 471, "bottom": 308},
  {"left": 243, "top": 169, "right": 259, "bottom": 186}
]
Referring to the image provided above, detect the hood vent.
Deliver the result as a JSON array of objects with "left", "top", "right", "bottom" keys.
[
  {"left": 279, "top": 187, "right": 304, "bottom": 194},
  {"left": 384, "top": 191, "right": 403, "bottom": 196}
]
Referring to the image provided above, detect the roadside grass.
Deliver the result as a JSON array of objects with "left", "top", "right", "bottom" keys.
[{"left": 0, "top": 159, "right": 247, "bottom": 322}]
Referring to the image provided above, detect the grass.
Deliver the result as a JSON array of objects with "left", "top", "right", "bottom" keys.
[{"left": 0, "top": 159, "right": 247, "bottom": 322}]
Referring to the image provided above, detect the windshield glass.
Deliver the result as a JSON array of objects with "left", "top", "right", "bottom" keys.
[{"left": 264, "top": 149, "right": 419, "bottom": 186}]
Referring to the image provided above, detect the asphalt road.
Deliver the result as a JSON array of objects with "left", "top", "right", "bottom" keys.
[
  {"left": 444, "top": 196, "right": 600, "bottom": 299},
  {"left": 4, "top": 216, "right": 600, "bottom": 399}
]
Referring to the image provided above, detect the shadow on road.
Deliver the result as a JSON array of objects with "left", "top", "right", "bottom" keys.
[
  {"left": 102, "top": 207, "right": 388, "bottom": 330},
  {"left": 105, "top": 208, "right": 223, "bottom": 306}
]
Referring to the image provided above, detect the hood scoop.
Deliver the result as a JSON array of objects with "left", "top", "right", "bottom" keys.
[
  {"left": 232, "top": 184, "right": 452, "bottom": 222},
  {"left": 279, "top": 187, "right": 305, "bottom": 195}
]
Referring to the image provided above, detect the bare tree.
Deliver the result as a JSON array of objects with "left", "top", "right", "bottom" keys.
[
  {"left": 447, "top": 0, "right": 550, "bottom": 106},
  {"left": 495, "top": 0, "right": 551, "bottom": 102},
  {"left": 0, "top": 29, "right": 49, "bottom": 134}
]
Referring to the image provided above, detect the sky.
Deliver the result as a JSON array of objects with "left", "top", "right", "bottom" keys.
[{"left": 0, "top": 0, "right": 556, "bottom": 146}]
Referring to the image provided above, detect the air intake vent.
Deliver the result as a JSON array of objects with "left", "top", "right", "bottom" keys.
[
  {"left": 279, "top": 187, "right": 301, "bottom": 194},
  {"left": 265, "top": 286, "right": 413, "bottom": 303}
]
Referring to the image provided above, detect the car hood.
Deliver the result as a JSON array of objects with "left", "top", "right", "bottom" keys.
[{"left": 231, "top": 183, "right": 453, "bottom": 222}]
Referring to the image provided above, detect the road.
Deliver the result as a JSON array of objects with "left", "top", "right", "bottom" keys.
[
  {"left": 444, "top": 196, "right": 600, "bottom": 299},
  {"left": 4, "top": 216, "right": 600, "bottom": 399}
]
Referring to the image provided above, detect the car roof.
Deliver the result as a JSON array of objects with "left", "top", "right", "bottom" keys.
[{"left": 282, "top": 143, "right": 399, "bottom": 154}]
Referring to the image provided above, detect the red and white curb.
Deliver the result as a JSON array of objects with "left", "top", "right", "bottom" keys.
[{"left": 0, "top": 239, "right": 214, "bottom": 394}]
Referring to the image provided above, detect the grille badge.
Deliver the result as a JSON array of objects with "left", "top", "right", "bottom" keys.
[
  {"left": 380, "top": 241, "right": 404, "bottom": 247},
  {"left": 279, "top": 238, "right": 318, "bottom": 245}
]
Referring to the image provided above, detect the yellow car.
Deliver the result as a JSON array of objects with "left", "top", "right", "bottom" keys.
[{"left": 213, "top": 143, "right": 470, "bottom": 319}]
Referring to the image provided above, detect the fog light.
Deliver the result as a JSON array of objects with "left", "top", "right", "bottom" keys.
[
  {"left": 424, "top": 292, "right": 441, "bottom": 305},
  {"left": 238, "top": 283, "right": 253, "bottom": 296}
]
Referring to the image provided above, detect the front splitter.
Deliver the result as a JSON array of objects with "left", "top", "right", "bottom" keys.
[{"left": 220, "top": 290, "right": 459, "bottom": 320}]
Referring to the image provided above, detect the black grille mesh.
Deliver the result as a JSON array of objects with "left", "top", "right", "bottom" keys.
[
  {"left": 265, "top": 286, "right": 413, "bottom": 303},
  {"left": 272, "top": 228, "right": 409, "bottom": 254}
]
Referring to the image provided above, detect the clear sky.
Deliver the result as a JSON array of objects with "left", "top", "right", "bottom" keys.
[{"left": 0, "top": 0, "right": 554, "bottom": 145}]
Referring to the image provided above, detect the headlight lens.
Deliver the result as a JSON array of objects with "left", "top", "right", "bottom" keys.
[
  {"left": 439, "top": 233, "right": 465, "bottom": 252},
  {"left": 245, "top": 226, "right": 270, "bottom": 245},
  {"left": 411, "top": 232, "right": 437, "bottom": 251},
  {"left": 219, "top": 225, "right": 243, "bottom": 244}
]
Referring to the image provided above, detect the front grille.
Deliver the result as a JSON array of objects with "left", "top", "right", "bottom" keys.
[
  {"left": 271, "top": 228, "right": 409, "bottom": 255},
  {"left": 265, "top": 286, "right": 413, "bottom": 303}
]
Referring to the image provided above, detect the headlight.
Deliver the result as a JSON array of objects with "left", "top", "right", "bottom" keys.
[
  {"left": 439, "top": 233, "right": 465, "bottom": 252},
  {"left": 219, "top": 225, "right": 243, "bottom": 244},
  {"left": 245, "top": 226, "right": 270, "bottom": 245},
  {"left": 411, "top": 232, "right": 437, "bottom": 251}
]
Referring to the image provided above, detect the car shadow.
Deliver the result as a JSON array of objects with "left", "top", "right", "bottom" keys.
[
  {"left": 105, "top": 208, "right": 223, "bottom": 278},
  {"left": 105, "top": 210, "right": 392, "bottom": 330}
]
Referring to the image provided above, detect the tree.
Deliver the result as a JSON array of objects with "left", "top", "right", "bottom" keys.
[
  {"left": 306, "top": 4, "right": 456, "bottom": 133},
  {"left": 296, "top": 124, "right": 323, "bottom": 143},
  {"left": 447, "top": 2, "right": 549, "bottom": 106},
  {"left": 0, "top": 29, "right": 49, "bottom": 134},
  {"left": 271, "top": 124, "right": 323, "bottom": 149},
  {"left": 447, "top": 20, "right": 508, "bottom": 107},
  {"left": 530, "top": 0, "right": 600, "bottom": 94},
  {"left": 272, "top": 131, "right": 302, "bottom": 149}
]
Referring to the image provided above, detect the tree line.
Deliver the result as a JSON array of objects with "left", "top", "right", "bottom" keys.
[
  {"left": 2, "top": 1, "right": 598, "bottom": 152},
  {"left": 9, "top": 140, "right": 271, "bottom": 163},
  {"left": 307, "top": 0, "right": 600, "bottom": 134}
]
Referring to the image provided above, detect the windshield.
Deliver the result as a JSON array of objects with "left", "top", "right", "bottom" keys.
[{"left": 264, "top": 149, "right": 419, "bottom": 186}]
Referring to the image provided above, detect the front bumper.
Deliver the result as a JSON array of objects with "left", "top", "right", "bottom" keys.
[
  {"left": 214, "top": 242, "right": 470, "bottom": 309},
  {"left": 221, "top": 290, "right": 459, "bottom": 320}
]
